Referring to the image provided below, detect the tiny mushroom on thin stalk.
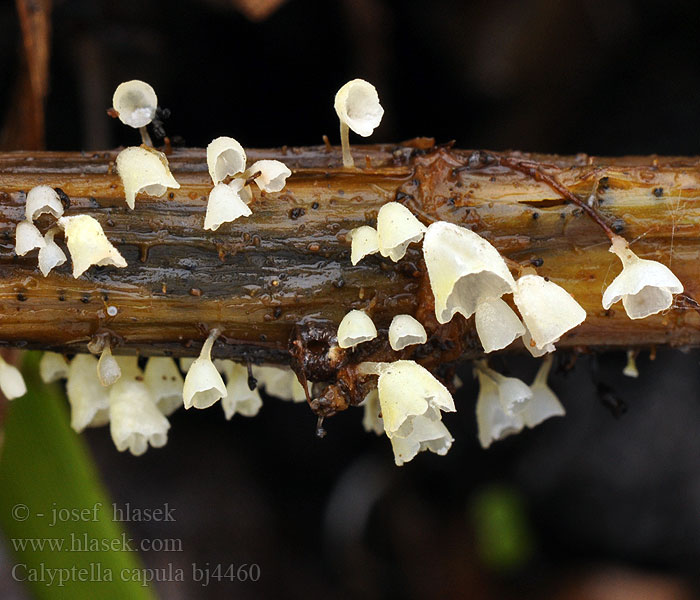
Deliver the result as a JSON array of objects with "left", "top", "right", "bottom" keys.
[
  {"left": 15, "top": 220, "right": 45, "bottom": 256},
  {"left": 334, "top": 78, "right": 384, "bottom": 168},
  {"left": 115, "top": 145, "right": 180, "bottom": 209},
  {"left": 359, "top": 360, "right": 455, "bottom": 466},
  {"left": 204, "top": 180, "right": 251, "bottom": 231},
  {"left": 388, "top": 314, "right": 427, "bottom": 351},
  {"left": 474, "top": 296, "right": 526, "bottom": 353},
  {"left": 66, "top": 354, "right": 110, "bottom": 432},
  {"left": 520, "top": 355, "right": 565, "bottom": 428},
  {"left": 97, "top": 346, "right": 121, "bottom": 387},
  {"left": 0, "top": 356, "right": 27, "bottom": 400},
  {"left": 39, "top": 352, "right": 70, "bottom": 383},
  {"left": 349, "top": 225, "right": 379, "bottom": 265},
  {"left": 337, "top": 310, "right": 377, "bottom": 349},
  {"left": 255, "top": 366, "right": 308, "bottom": 403},
  {"left": 376, "top": 202, "right": 426, "bottom": 262},
  {"left": 219, "top": 361, "right": 263, "bottom": 419},
  {"left": 57, "top": 215, "right": 127, "bottom": 278},
  {"left": 245, "top": 160, "right": 291, "bottom": 193},
  {"left": 25, "top": 185, "right": 64, "bottom": 221},
  {"left": 144, "top": 357, "right": 185, "bottom": 416},
  {"left": 182, "top": 330, "right": 228, "bottom": 410},
  {"left": 207, "top": 136, "right": 247, "bottom": 184},
  {"left": 475, "top": 366, "right": 525, "bottom": 449},
  {"left": 512, "top": 273, "right": 586, "bottom": 351},
  {"left": 602, "top": 234, "right": 683, "bottom": 319},
  {"left": 37, "top": 227, "right": 67, "bottom": 277},
  {"left": 422, "top": 221, "right": 516, "bottom": 324},
  {"left": 112, "top": 80, "right": 158, "bottom": 145},
  {"left": 109, "top": 371, "right": 170, "bottom": 456}
]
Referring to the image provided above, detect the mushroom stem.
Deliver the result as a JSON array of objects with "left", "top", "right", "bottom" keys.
[
  {"left": 340, "top": 122, "right": 353, "bottom": 168},
  {"left": 139, "top": 126, "right": 153, "bottom": 147},
  {"left": 1, "top": 142, "right": 699, "bottom": 360}
]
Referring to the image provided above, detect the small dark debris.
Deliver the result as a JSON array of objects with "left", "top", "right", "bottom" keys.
[
  {"left": 532, "top": 211, "right": 540, "bottom": 220},
  {"left": 530, "top": 257, "right": 544, "bottom": 267},
  {"left": 597, "top": 381, "right": 627, "bottom": 418},
  {"left": 81, "top": 294, "right": 90, "bottom": 304},
  {"left": 653, "top": 187, "right": 663, "bottom": 198},
  {"left": 599, "top": 177, "right": 610, "bottom": 191},
  {"left": 260, "top": 334, "right": 267, "bottom": 342},
  {"left": 289, "top": 207, "right": 305, "bottom": 220},
  {"left": 411, "top": 179, "right": 420, "bottom": 187},
  {"left": 58, "top": 293, "right": 66, "bottom": 302},
  {"left": 395, "top": 191, "right": 413, "bottom": 202},
  {"left": 333, "top": 279, "right": 345, "bottom": 289},
  {"left": 611, "top": 219, "right": 625, "bottom": 233},
  {"left": 16, "top": 293, "right": 26, "bottom": 302},
  {"left": 190, "top": 288, "right": 202, "bottom": 297},
  {"left": 273, "top": 307, "right": 282, "bottom": 318},
  {"left": 106, "top": 219, "right": 115, "bottom": 227},
  {"left": 54, "top": 188, "right": 71, "bottom": 209},
  {"left": 311, "top": 202, "right": 319, "bottom": 210},
  {"left": 447, "top": 197, "right": 456, "bottom": 206}
]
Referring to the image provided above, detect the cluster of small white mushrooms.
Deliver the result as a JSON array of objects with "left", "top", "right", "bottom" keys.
[
  {"left": 3, "top": 77, "right": 686, "bottom": 466},
  {"left": 204, "top": 136, "right": 291, "bottom": 231},
  {"left": 344, "top": 145, "right": 685, "bottom": 462}
]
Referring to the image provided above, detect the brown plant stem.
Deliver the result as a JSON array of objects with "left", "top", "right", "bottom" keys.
[{"left": 0, "top": 140, "right": 698, "bottom": 381}]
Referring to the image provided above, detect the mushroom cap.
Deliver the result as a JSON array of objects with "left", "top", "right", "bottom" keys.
[
  {"left": 112, "top": 80, "right": 158, "bottom": 128},
  {"left": 207, "top": 136, "right": 247, "bottom": 184},
  {"left": 334, "top": 79, "right": 384, "bottom": 137}
]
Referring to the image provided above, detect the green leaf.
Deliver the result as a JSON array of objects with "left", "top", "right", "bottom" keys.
[
  {"left": 470, "top": 484, "right": 535, "bottom": 573},
  {"left": 0, "top": 352, "right": 158, "bottom": 599}
]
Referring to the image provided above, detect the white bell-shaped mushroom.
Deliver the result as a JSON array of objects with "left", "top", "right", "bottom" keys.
[
  {"left": 475, "top": 368, "right": 525, "bottom": 449},
  {"left": 422, "top": 221, "right": 516, "bottom": 324},
  {"left": 66, "top": 354, "right": 110, "bottom": 431},
  {"left": 109, "top": 378, "right": 170, "bottom": 456},
  {"left": 57, "top": 215, "right": 127, "bottom": 278},
  {"left": 0, "top": 356, "right": 26, "bottom": 400},
  {"left": 97, "top": 346, "right": 121, "bottom": 387},
  {"left": 182, "top": 331, "right": 227, "bottom": 409},
  {"left": 207, "top": 136, "right": 247, "bottom": 185},
  {"left": 513, "top": 274, "right": 586, "bottom": 350},
  {"left": 37, "top": 227, "right": 67, "bottom": 277},
  {"left": 474, "top": 296, "right": 526, "bottom": 353},
  {"left": 219, "top": 361, "right": 263, "bottom": 419},
  {"left": 348, "top": 225, "right": 379, "bottom": 265},
  {"left": 143, "top": 357, "right": 184, "bottom": 416},
  {"left": 39, "top": 351, "right": 70, "bottom": 383},
  {"left": 204, "top": 180, "right": 252, "bottom": 231},
  {"left": 623, "top": 350, "right": 639, "bottom": 378},
  {"left": 371, "top": 360, "right": 455, "bottom": 466},
  {"left": 334, "top": 79, "right": 384, "bottom": 168},
  {"left": 602, "top": 235, "right": 683, "bottom": 320},
  {"left": 376, "top": 202, "right": 426, "bottom": 262},
  {"left": 15, "top": 220, "right": 45, "bottom": 256},
  {"left": 337, "top": 309, "right": 377, "bottom": 349},
  {"left": 254, "top": 366, "right": 308, "bottom": 403},
  {"left": 361, "top": 388, "right": 383, "bottom": 435},
  {"left": 112, "top": 80, "right": 158, "bottom": 129},
  {"left": 116, "top": 145, "right": 180, "bottom": 209},
  {"left": 474, "top": 361, "right": 532, "bottom": 415},
  {"left": 520, "top": 355, "right": 565, "bottom": 428},
  {"left": 25, "top": 185, "right": 63, "bottom": 221},
  {"left": 246, "top": 160, "right": 291, "bottom": 193},
  {"left": 388, "top": 314, "right": 427, "bottom": 351}
]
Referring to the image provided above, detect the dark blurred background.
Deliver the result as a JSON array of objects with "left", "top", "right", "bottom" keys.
[{"left": 2, "top": 0, "right": 700, "bottom": 598}]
